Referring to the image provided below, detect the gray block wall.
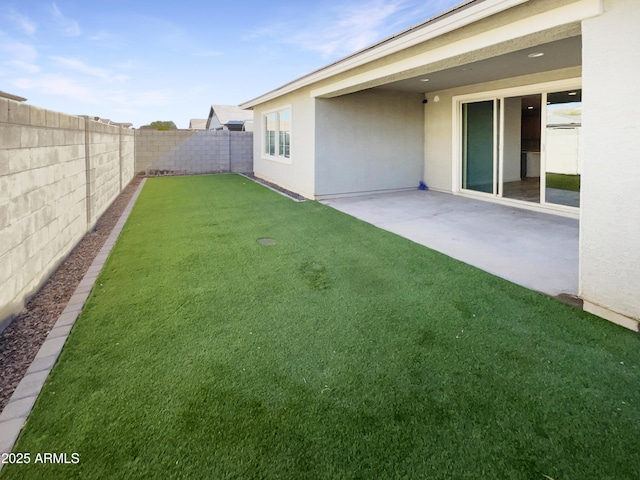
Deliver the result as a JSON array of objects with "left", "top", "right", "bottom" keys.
[
  {"left": 229, "top": 132, "right": 253, "bottom": 173},
  {"left": 86, "top": 122, "right": 135, "bottom": 228},
  {"left": 135, "top": 130, "right": 253, "bottom": 175},
  {"left": 1, "top": 101, "right": 250, "bottom": 331},
  {"left": 0, "top": 97, "right": 135, "bottom": 330}
]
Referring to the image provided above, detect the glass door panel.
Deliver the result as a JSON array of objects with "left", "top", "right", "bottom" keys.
[
  {"left": 501, "top": 94, "right": 541, "bottom": 203},
  {"left": 544, "top": 89, "right": 582, "bottom": 207},
  {"left": 462, "top": 100, "right": 495, "bottom": 194}
]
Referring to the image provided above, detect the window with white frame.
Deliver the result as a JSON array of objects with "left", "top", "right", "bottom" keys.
[
  {"left": 265, "top": 113, "right": 276, "bottom": 156},
  {"left": 263, "top": 107, "right": 291, "bottom": 160}
]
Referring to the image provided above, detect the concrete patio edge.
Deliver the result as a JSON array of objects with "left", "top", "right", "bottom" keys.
[{"left": 0, "top": 178, "right": 147, "bottom": 465}]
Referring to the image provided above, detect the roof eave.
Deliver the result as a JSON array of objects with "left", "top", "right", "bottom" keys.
[{"left": 240, "top": 0, "right": 529, "bottom": 109}]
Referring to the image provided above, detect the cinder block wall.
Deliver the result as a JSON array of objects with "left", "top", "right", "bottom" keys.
[
  {"left": 120, "top": 129, "right": 135, "bottom": 190},
  {"left": 229, "top": 132, "right": 253, "bottom": 173},
  {"left": 86, "top": 121, "right": 135, "bottom": 228},
  {"left": 135, "top": 130, "right": 253, "bottom": 174},
  {"left": 0, "top": 98, "right": 135, "bottom": 330}
]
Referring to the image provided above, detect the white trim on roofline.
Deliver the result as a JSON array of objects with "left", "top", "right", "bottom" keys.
[
  {"left": 240, "top": 0, "right": 529, "bottom": 109},
  {"left": 310, "top": 0, "right": 601, "bottom": 99}
]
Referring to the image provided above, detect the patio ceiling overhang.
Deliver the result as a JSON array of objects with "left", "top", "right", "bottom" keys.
[
  {"left": 240, "top": 0, "right": 530, "bottom": 109},
  {"left": 369, "top": 34, "right": 581, "bottom": 96},
  {"left": 240, "top": 0, "right": 601, "bottom": 110},
  {"left": 310, "top": 0, "right": 599, "bottom": 100}
]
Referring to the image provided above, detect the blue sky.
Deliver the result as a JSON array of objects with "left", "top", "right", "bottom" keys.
[{"left": 1, "top": 0, "right": 460, "bottom": 128}]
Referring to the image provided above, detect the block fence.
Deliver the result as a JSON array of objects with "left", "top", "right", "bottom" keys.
[
  {"left": 0, "top": 97, "right": 135, "bottom": 331},
  {"left": 134, "top": 129, "right": 253, "bottom": 175}
]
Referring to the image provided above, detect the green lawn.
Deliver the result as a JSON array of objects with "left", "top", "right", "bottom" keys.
[
  {"left": 3, "top": 175, "right": 639, "bottom": 479},
  {"left": 546, "top": 173, "right": 581, "bottom": 192}
]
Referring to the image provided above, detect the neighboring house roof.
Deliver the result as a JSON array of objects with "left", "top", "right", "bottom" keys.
[
  {"left": 206, "top": 105, "right": 254, "bottom": 129},
  {"left": 547, "top": 113, "right": 582, "bottom": 127},
  {"left": 243, "top": 120, "right": 254, "bottom": 132},
  {"left": 547, "top": 104, "right": 582, "bottom": 127},
  {"left": 112, "top": 122, "right": 134, "bottom": 129},
  {"left": 90, "top": 117, "right": 133, "bottom": 128},
  {"left": 240, "top": 0, "right": 528, "bottom": 108},
  {"left": 189, "top": 119, "right": 208, "bottom": 130}
]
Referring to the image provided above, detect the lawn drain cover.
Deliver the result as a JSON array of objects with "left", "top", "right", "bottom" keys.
[{"left": 257, "top": 237, "right": 276, "bottom": 246}]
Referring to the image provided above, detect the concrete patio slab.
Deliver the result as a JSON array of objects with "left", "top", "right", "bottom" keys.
[{"left": 322, "top": 190, "right": 579, "bottom": 296}]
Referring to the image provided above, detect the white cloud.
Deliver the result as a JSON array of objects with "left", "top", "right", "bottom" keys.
[
  {"left": 50, "top": 3, "right": 81, "bottom": 36},
  {"left": 6, "top": 59, "right": 40, "bottom": 74},
  {"left": 254, "top": 0, "right": 459, "bottom": 59},
  {"left": 255, "top": 0, "right": 407, "bottom": 59},
  {"left": 315, "top": 0, "right": 404, "bottom": 57},
  {"left": 132, "top": 90, "right": 171, "bottom": 107},
  {"left": 49, "top": 56, "right": 129, "bottom": 83},
  {"left": 88, "top": 31, "right": 112, "bottom": 41},
  {"left": 11, "top": 73, "right": 171, "bottom": 122},
  {"left": 192, "top": 51, "right": 223, "bottom": 57},
  {"left": 12, "top": 74, "right": 97, "bottom": 103},
  {"left": 116, "top": 60, "right": 134, "bottom": 70},
  {"left": 1, "top": 41, "right": 38, "bottom": 63},
  {"left": 6, "top": 9, "right": 37, "bottom": 35}
]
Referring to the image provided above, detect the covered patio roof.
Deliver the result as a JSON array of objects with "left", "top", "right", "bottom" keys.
[
  {"left": 241, "top": 0, "right": 598, "bottom": 108},
  {"left": 373, "top": 35, "right": 581, "bottom": 95}
]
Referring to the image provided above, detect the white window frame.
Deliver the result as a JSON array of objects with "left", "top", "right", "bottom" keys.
[{"left": 262, "top": 105, "right": 292, "bottom": 164}]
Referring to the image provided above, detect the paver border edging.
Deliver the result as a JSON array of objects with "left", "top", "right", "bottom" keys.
[{"left": 0, "top": 178, "right": 147, "bottom": 464}]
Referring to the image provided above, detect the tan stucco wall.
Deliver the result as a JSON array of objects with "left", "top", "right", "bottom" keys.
[
  {"left": 315, "top": 89, "right": 424, "bottom": 199},
  {"left": 579, "top": 0, "right": 640, "bottom": 326},
  {"left": 252, "top": 90, "right": 315, "bottom": 199},
  {"left": 245, "top": 0, "right": 640, "bottom": 329},
  {"left": 423, "top": 66, "right": 581, "bottom": 192},
  {"left": 247, "top": 0, "right": 589, "bottom": 200}
]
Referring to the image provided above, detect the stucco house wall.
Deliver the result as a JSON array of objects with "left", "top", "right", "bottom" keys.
[
  {"left": 315, "top": 89, "right": 424, "bottom": 199},
  {"left": 579, "top": 0, "right": 640, "bottom": 327},
  {"left": 246, "top": 0, "right": 588, "bottom": 200},
  {"left": 252, "top": 90, "right": 316, "bottom": 199},
  {"left": 242, "top": 0, "right": 639, "bottom": 329}
]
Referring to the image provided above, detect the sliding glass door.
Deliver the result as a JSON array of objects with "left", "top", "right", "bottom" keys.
[
  {"left": 459, "top": 86, "right": 581, "bottom": 211},
  {"left": 543, "top": 90, "right": 582, "bottom": 207},
  {"left": 501, "top": 94, "right": 541, "bottom": 203},
  {"left": 462, "top": 100, "right": 497, "bottom": 194}
]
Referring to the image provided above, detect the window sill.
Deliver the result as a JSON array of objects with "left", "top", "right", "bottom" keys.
[{"left": 261, "top": 155, "right": 292, "bottom": 165}]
